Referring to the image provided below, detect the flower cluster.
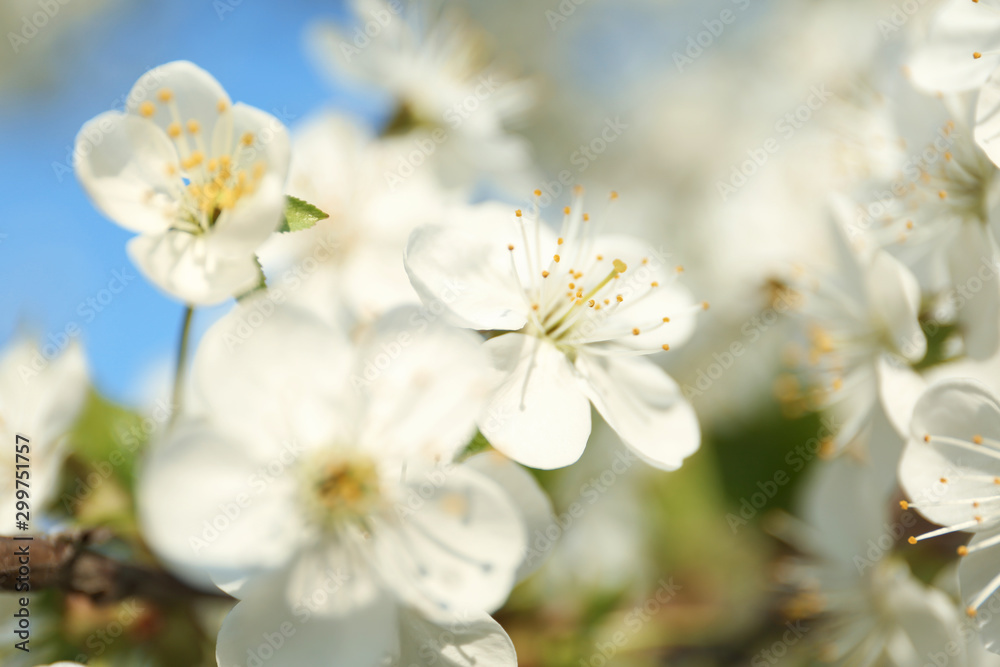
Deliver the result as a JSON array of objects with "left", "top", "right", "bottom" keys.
[{"left": 20, "top": 0, "right": 1000, "bottom": 665}]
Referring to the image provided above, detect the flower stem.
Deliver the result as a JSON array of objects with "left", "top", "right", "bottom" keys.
[{"left": 170, "top": 305, "right": 194, "bottom": 425}]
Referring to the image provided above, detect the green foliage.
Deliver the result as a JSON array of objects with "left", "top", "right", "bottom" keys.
[{"left": 278, "top": 195, "right": 329, "bottom": 233}]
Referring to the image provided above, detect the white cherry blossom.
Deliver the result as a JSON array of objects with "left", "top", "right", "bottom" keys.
[
  {"left": 405, "top": 189, "right": 703, "bottom": 470},
  {"left": 899, "top": 378, "right": 1000, "bottom": 653},
  {"left": 75, "top": 61, "right": 290, "bottom": 305},
  {"left": 139, "top": 301, "right": 538, "bottom": 666}
]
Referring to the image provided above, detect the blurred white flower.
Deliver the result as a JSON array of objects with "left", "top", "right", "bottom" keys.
[
  {"left": 0, "top": 338, "right": 87, "bottom": 528},
  {"left": 899, "top": 378, "right": 1000, "bottom": 653},
  {"left": 772, "top": 455, "right": 971, "bottom": 666},
  {"left": 405, "top": 190, "right": 702, "bottom": 470},
  {"left": 75, "top": 61, "right": 291, "bottom": 305},
  {"left": 258, "top": 112, "right": 454, "bottom": 322},
  {"left": 309, "top": 0, "right": 536, "bottom": 191},
  {"left": 868, "top": 117, "right": 1000, "bottom": 360},
  {"left": 139, "top": 302, "right": 535, "bottom": 665},
  {"left": 781, "top": 206, "right": 926, "bottom": 455},
  {"left": 909, "top": 0, "right": 1000, "bottom": 95}
]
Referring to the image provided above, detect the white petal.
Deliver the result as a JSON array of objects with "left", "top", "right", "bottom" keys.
[
  {"left": 354, "top": 307, "right": 492, "bottom": 464},
  {"left": 977, "top": 64, "right": 1000, "bottom": 168},
  {"left": 283, "top": 541, "right": 384, "bottom": 618},
  {"left": 576, "top": 354, "right": 700, "bottom": 470},
  {"left": 909, "top": 0, "right": 1000, "bottom": 94},
  {"left": 866, "top": 251, "right": 926, "bottom": 362},
  {"left": 396, "top": 606, "right": 517, "bottom": 667},
  {"left": 900, "top": 379, "right": 1000, "bottom": 528},
  {"left": 948, "top": 223, "right": 1000, "bottom": 360},
  {"left": 217, "top": 570, "right": 399, "bottom": 667},
  {"left": 581, "top": 234, "right": 698, "bottom": 351},
  {"left": 378, "top": 462, "right": 526, "bottom": 614},
  {"left": 959, "top": 530, "right": 1000, "bottom": 654},
  {"left": 137, "top": 418, "right": 304, "bottom": 588},
  {"left": 478, "top": 333, "right": 591, "bottom": 469},
  {"left": 206, "top": 103, "right": 291, "bottom": 257},
  {"left": 193, "top": 299, "right": 355, "bottom": 445},
  {"left": 880, "top": 562, "right": 969, "bottom": 666},
  {"left": 463, "top": 451, "right": 555, "bottom": 581},
  {"left": 876, "top": 354, "right": 927, "bottom": 437},
  {"left": 127, "top": 231, "right": 261, "bottom": 305},
  {"left": 207, "top": 172, "right": 286, "bottom": 259},
  {"left": 404, "top": 223, "right": 529, "bottom": 331},
  {"left": 0, "top": 339, "right": 88, "bottom": 517},
  {"left": 74, "top": 111, "right": 179, "bottom": 234},
  {"left": 0, "top": 338, "right": 88, "bottom": 442},
  {"left": 126, "top": 61, "right": 232, "bottom": 152},
  {"left": 221, "top": 102, "right": 291, "bottom": 176}
]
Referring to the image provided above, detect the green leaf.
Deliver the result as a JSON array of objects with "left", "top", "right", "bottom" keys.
[
  {"left": 457, "top": 431, "right": 493, "bottom": 461},
  {"left": 278, "top": 195, "right": 329, "bottom": 233}
]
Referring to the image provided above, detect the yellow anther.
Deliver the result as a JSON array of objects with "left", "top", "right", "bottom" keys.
[
  {"left": 541, "top": 271, "right": 550, "bottom": 278},
  {"left": 702, "top": 301, "right": 710, "bottom": 310},
  {"left": 662, "top": 317, "right": 670, "bottom": 322},
  {"left": 596, "top": 254, "right": 603, "bottom": 260},
  {"left": 207, "top": 158, "right": 218, "bottom": 172},
  {"left": 907, "top": 536, "right": 917, "bottom": 545},
  {"left": 507, "top": 244, "right": 515, "bottom": 251},
  {"left": 662, "top": 344, "right": 670, "bottom": 351},
  {"left": 968, "top": 607, "right": 978, "bottom": 618},
  {"left": 632, "top": 328, "right": 640, "bottom": 336},
  {"left": 899, "top": 500, "right": 909, "bottom": 510},
  {"left": 558, "top": 237, "right": 564, "bottom": 245},
  {"left": 939, "top": 190, "right": 948, "bottom": 199},
  {"left": 182, "top": 151, "right": 204, "bottom": 170},
  {"left": 515, "top": 209, "right": 522, "bottom": 217},
  {"left": 157, "top": 89, "right": 173, "bottom": 102},
  {"left": 613, "top": 259, "right": 627, "bottom": 273},
  {"left": 583, "top": 213, "right": 590, "bottom": 222},
  {"left": 167, "top": 122, "right": 182, "bottom": 138},
  {"left": 974, "top": 435, "right": 984, "bottom": 444},
  {"left": 138, "top": 101, "right": 155, "bottom": 118},
  {"left": 651, "top": 281, "right": 659, "bottom": 287},
  {"left": 533, "top": 189, "right": 542, "bottom": 197},
  {"left": 217, "top": 99, "right": 229, "bottom": 113},
  {"left": 563, "top": 206, "right": 570, "bottom": 215},
  {"left": 554, "top": 254, "right": 561, "bottom": 263},
  {"left": 610, "top": 191, "right": 619, "bottom": 200},
  {"left": 975, "top": 52, "right": 983, "bottom": 59},
  {"left": 616, "top": 295, "right": 623, "bottom": 302},
  {"left": 241, "top": 132, "right": 255, "bottom": 146},
  {"left": 187, "top": 119, "right": 200, "bottom": 134},
  {"left": 923, "top": 434, "right": 931, "bottom": 443}
]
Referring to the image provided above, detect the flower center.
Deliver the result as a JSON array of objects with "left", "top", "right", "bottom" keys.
[
  {"left": 301, "top": 450, "right": 382, "bottom": 531},
  {"left": 505, "top": 189, "right": 701, "bottom": 354},
  {"left": 139, "top": 87, "right": 267, "bottom": 235}
]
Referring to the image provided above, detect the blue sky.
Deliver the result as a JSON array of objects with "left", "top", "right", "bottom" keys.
[{"left": 0, "top": 0, "right": 377, "bottom": 404}]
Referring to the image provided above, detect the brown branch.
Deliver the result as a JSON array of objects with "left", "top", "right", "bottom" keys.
[{"left": 0, "top": 531, "right": 231, "bottom": 605}]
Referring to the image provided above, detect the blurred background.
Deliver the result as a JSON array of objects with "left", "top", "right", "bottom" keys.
[{"left": 2, "top": 0, "right": 966, "bottom": 665}]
